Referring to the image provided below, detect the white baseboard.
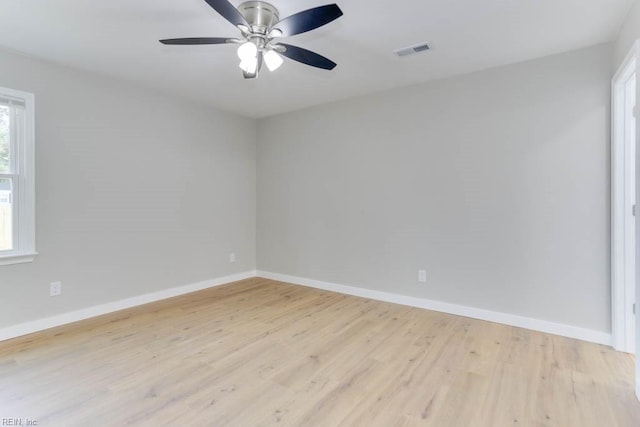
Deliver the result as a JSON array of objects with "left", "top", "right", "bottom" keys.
[
  {"left": 1, "top": 269, "right": 613, "bottom": 348},
  {"left": 0, "top": 270, "right": 257, "bottom": 342},
  {"left": 256, "top": 271, "right": 612, "bottom": 346}
]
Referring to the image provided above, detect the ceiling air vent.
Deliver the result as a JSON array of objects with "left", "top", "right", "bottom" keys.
[{"left": 394, "top": 43, "right": 431, "bottom": 57}]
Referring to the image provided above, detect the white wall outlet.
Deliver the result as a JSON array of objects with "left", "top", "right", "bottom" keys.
[
  {"left": 50, "top": 281, "right": 62, "bottom": 297},
  {"left": 229, "top": 253, "right": 236, "bottom": 263},
  {"left": 418, "top": 270, "right": 427, "bottom": 283}
]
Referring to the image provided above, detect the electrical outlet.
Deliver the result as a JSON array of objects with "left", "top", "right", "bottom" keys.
[
  {"left": 50, "top": 281, "right": 62, "bottom": 297},
  {"left": 418, "top": 270, "right": 427, "bottom": 283},
  {"left": 229, "top": 253, "right": 236, "bottom": 263}
]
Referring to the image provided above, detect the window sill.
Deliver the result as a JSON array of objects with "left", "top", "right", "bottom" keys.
[{"left": 0, "top": 252, "right": 38, "bottom": 266}]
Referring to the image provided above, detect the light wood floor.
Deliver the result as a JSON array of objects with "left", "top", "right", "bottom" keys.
[{"left": 0, "top": 278, "right": 639, "bottom": 426}]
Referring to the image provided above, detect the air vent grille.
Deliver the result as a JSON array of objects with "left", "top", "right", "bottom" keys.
[{"left": 394, "top": 43, "right": 431, "bottom": 57}]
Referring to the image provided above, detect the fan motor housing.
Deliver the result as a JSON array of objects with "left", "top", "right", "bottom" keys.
[{"left": 238, "top": 1, "right": 279, "bottom": 33}]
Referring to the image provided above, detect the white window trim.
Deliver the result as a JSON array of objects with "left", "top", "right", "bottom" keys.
[{"left": 0, "top": 86, "right": 36, "bottom": 265}]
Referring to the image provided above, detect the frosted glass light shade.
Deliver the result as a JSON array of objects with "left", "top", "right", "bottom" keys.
[
  {"left": 237, "top": 42, "right": 257, "bottom": 62},
  {"left": 239, "top": 56, "right": 258, "bottom": 74},
  {"left": 264, "top": 50, "right": 283, "bottom": 71}
]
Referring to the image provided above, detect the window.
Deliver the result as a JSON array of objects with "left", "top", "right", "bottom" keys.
[{"left": 0, "top": 86, "right": 35, "bottom": 265}]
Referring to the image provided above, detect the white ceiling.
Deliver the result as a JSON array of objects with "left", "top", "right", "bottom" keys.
[{"left": 0, "top": 0, "right": 634, "bottom": 118}]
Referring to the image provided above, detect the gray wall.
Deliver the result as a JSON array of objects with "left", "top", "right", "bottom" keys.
[
  {"left": 0, "top": 40, "right": 616, "bottom": 334},
  {"left": 0, "top": 48, "right": 256, "bottom": 328},
  {"left": 615, "top": 0, "right": 640, "bottom": 69},
  {"left": 257, "top": 44, "right": 612, "bottom": 333}
]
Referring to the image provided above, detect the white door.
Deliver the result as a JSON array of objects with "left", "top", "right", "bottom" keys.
[
  {"left": 612, "top": 41, "right": 640, "bottom": 400},
  {"left": 612, "top": 45, "right": 637, "bottom": 355}
]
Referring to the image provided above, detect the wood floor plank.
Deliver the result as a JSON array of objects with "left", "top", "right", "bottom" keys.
[{"left": 0, "top": 277, "right": 638, "bottom": 426}]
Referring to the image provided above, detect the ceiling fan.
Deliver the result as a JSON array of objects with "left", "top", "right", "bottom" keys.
[{"left": 160, "top": 0, "right": 343, "bottom": 79}]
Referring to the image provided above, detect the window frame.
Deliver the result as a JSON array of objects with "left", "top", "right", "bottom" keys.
[{"left": 0, "top": 86, "right": 36, "bottom": 266}]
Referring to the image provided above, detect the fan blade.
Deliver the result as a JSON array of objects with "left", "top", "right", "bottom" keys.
[
  {"left": 160, "top": 37, "right": 234, "bottom": 45},
  {"left": 203, "top": 0, "right": 249, "bottom": 27},
  {"left": 278, "top": 43, "right": 336, "bottom": 70},
  {"left": 272, "top": 4, "right": 343, "bottom": 37}
]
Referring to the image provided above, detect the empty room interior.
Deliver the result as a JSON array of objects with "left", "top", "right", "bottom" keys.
[{"left": 3, "top": 0, "right": 640, "bottom": 425}]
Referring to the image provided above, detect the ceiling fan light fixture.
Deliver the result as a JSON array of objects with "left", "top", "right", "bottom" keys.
[
  {"left": 239, "top": 56, "right": 258, "bottom": 74},
  {"left": 268, "top": 28, "right": 283, "bottom": 38},
  {"left": 159, "top": 0, "right": 343, "bottom": 78},
  {"left": 237, "top": 41, "right": 258, "bottom": 62},
  {"left": 264, "top": 49, "right": 283, "bottom": 71}
]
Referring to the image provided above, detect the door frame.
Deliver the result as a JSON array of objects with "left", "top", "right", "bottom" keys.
[{"left": 611, "top": 40, "right": 639, "bottom": 355}]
